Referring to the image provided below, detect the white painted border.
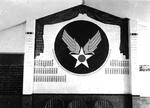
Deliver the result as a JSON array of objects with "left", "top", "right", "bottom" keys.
[{"left": 23, "top": 20, "right": 35, "bottom": 94}]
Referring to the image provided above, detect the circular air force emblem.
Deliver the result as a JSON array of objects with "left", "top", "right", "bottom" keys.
[{"left": 54, "top": 20, "right": 109, "bottom": 74}]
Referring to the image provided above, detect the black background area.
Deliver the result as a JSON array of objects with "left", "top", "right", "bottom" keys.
[{"left": 55, "top": 20, "right": 109, "bottom": 74}]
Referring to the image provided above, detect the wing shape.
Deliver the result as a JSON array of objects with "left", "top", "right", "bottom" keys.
[
  {"left": 62, "top": 30, "right": 80, "bottom": 54},
  {"left": 84, "top": 31, "right": 101, "bottom": 54}
]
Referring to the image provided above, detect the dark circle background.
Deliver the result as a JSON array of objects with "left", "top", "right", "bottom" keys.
[{"left": 54, "top": 20, "right": 109, "bottom": 74}]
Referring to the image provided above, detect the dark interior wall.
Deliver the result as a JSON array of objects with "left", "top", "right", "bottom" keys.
[
  {"left": 0, "top": 53, "right": 24, "bottom": 94},
  {"left": 0, "top": 95, "right": 22, "bottom": 108},
  {"left": 0, "top": 54, "right": 24, "bottom": 108}
]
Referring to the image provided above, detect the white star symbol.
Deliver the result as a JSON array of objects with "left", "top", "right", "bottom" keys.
[{"left": 71, "top": 48, "right": 93, "bottom": 68}]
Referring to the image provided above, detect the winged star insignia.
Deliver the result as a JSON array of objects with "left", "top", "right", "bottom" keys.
[{"left": 62, "top": 30, "right": 102, "bottom": 68}]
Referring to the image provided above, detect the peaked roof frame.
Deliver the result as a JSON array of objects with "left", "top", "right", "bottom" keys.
[{"left": 35, "top": 5, "right": 129, "bottom": 59}]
